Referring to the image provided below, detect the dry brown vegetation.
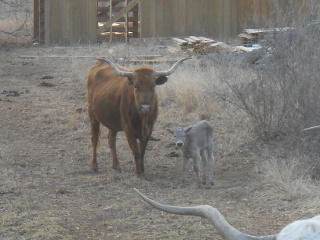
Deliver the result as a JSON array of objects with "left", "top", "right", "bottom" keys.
[{"left": 1, "top": 1, "right": 320, "bottom": 240}]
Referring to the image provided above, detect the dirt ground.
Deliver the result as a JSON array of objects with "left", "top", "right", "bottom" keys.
[{"left": 0, "top": 42, "right": 319, "bottom": 240}]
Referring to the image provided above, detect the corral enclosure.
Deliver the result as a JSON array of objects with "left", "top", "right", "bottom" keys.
[
  {"left": 1, "top": 0, "right": 320, "bottom": 239},
  {"left": 33, "top": 0, "right": 305, "bottom": 44},
  {"left": 140, "top": 0, "right": 272, "bottom": 38}
]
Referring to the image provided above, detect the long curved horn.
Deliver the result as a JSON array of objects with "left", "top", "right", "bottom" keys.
[
  {"left": 155, "top": 57, "right": 192, "bottom": 76},
  {"left": 134, "top": 188, "right": 277, "bottom": 240},
  {"left": 96, "top": 58, "right": 133, "bottom": 78}
]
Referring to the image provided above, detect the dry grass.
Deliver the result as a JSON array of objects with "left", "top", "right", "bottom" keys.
[
  {"left": 1, "top": 2, "right": 320, "bottom": 239},
  {"left": 255, "top": 154, "right": 318, "bottom": 200}
]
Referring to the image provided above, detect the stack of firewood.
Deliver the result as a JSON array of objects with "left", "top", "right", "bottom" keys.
[
  {"left": 171, "top": 36, "right": 239, "bottom": 55},
  {"left": 238, "top": 27, "right": 293, "bottom": 46}
]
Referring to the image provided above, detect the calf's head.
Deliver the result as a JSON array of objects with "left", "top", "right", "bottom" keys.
[
  {"left": 167, "top": 126, "right": 192, "bottom": 147},
  {"left": 96, "top": 57, "right": 191, "bottom": 113}
]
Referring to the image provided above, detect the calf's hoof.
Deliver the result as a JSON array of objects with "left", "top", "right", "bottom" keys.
[
  {"left": 112, "top": 165, "right": 122, "bottom": 173},
  {"left": 113, "top": 168, "right": 122, "bottom": 174}
]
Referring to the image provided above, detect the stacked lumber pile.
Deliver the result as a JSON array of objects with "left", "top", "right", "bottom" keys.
[
  {"left": 238, "top": 27, "right": 293, "bottom": 46},
  {"left": 171, "top": 36, "right": 239, "bottom": 55}
]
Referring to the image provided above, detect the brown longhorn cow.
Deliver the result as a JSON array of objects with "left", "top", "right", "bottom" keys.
[{"left": 87, "top": 57, "right": 191, "bottom": 177}]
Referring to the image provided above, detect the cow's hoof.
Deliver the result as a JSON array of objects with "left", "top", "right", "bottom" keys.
[
  {"left": 136, "top": 172, "right": 145, "bottom": 178},
  {"left": 90, "top": 162, "right": 98, "bottom": 173},
  {"left": 180, "top": 184, "right": 186, "bottom": 188},
  {"left": 210, "top": 181, "right": 214, "bottom": 186},
  {"left": 202, "top": 181, "right": 206, "bottom": 185}
]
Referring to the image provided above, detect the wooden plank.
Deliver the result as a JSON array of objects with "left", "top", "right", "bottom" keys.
[
  {"left": 189, "top": 36, "right": 202, "bottom": 42},
  {"left": 33, "top": 0, "right": 40, "bottom": 40},
  {"left": 19, "top": 55, "right": 98, "bottom": 59},
  {"left": 130, "top": 58, "right": 184, "bottom": 64},
  {"left": 98, "top": 0, "right": 139, "bottom": 34},
  {"left": 172, "top": 37, "right": 188, "bottom": 45}
]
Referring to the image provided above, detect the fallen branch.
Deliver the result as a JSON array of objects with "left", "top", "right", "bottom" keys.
[{"left": 302, "top": 125, "right": 320, "bottom": 132}]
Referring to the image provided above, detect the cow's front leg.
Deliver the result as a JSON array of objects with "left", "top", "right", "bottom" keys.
[
  {"left": 108, "top": 130, "right": 121, "bottom": 172},
  {"left": 139, "top": 132, "right": 151, "bottom": 174},
  {"left": 125, "top": 131, "right": 144, "bottom": 177}
]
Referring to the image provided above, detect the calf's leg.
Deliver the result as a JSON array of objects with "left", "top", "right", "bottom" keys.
[
  {"left": 193, "top": 155, "right": 202, "bottom": 188},
  {"left": 181, "top": 157, "right": 189, "bottom": 188},
  {"left": 200, "top": 149, "right": 207, "bottom": 185},
  {"left": 207, "top": 145, "right": 214, "bottom": 186}
]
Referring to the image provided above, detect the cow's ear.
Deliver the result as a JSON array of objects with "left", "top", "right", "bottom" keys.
[
  {"left": 156, "top": 76, "right": 168, "bottom": 85},
  {"left": 185, "top": 126, "right": 192, "bottom": 133},
  {"left": 127, "top": 77, "right": 134, "bottom": 85},
  {"left": 166, "top": 128, "right": 174, "bottom": 135}
]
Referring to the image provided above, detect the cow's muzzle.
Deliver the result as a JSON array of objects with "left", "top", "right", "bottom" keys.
[{"left": 139, "top": 103, "right": 152, "bottom": 112}]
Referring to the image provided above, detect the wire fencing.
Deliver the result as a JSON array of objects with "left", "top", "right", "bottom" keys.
[{"left": 0, "top": 0, "right": 33, "bottom": 43}]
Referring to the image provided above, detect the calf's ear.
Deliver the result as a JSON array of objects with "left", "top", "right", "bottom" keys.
[
  {"left": 156, "top": 76, "right": 168, "bottom": 85},
  {"left": 166, "top": 128, "right": 174, "bottom": 135},
  {"left": 185, "top": 126, "right": 192, "bottom": 133}
]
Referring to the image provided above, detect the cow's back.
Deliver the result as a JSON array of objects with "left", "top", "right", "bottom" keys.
[{"left": 184, "top": 121, "right": 213, "bottom": 156}]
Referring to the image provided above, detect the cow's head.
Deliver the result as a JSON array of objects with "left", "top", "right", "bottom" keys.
[{"left": 97, "top": 57, "right": 191, "bottom": 113}]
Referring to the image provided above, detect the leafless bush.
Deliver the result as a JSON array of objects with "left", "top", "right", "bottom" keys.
[
  {"left": 0, "top": 0, "right": 33, "bottom": 43},
  {"left": 223, "top": 0, "right": 320, "bottom": 140}
]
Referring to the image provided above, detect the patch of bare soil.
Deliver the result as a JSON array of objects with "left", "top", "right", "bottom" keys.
[{"left": 0, "top": 43, "right": 319, "bottom": 240}]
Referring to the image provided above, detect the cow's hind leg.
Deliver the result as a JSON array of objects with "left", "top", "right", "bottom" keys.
[
  {"left": 90, "top": 121, "right": 100, "bottom": 173},
  {"left": 108, "top": 130, "right": 121, "bottom": 172}
]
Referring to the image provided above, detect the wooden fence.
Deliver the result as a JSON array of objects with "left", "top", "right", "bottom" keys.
[
  {"left": 44, "top": 0, "right": 97, "bottom": 44},
  {"left": 140, "top": 0, "right": 302, "bottom": 38},
  {"left": 34, "top": 0, "right": 305, "bottom": 44}
]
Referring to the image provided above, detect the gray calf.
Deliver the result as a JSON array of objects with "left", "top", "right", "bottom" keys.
[{"left": 167, "top": 120, "right": 214, "bottom": 188}]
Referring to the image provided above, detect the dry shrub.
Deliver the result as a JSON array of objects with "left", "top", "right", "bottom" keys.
[
  {"left": 222, "top": 0, "right": 320, "bottom": 140},
  {"left": 255, "top": 155, "right": 317, "bottom": 200},
  {"left": 158, "top": 59, "right": 220, "bottom": 120}
]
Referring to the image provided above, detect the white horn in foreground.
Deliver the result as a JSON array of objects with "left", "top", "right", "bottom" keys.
[
  {"left": 134, "top": 188, "right": 276, "bottom": 240},
  {"left": 134, "top": 188, "right": 320, "bottom": 240}
]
